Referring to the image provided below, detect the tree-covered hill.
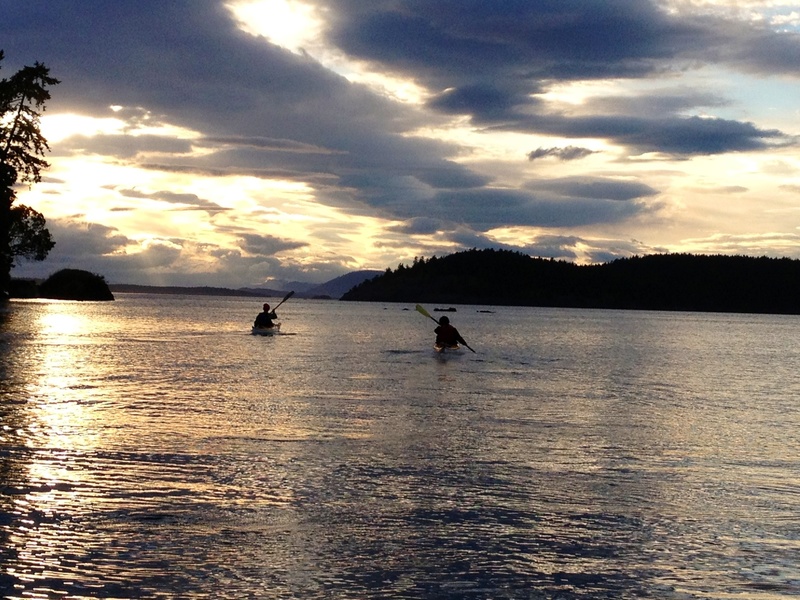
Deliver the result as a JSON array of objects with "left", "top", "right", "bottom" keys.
[
  {"left": 340, "top": 249, "right": 800, "bottom": 314},
  {"left": 39, "top": 268, "right": 114, "bottom": 301}
]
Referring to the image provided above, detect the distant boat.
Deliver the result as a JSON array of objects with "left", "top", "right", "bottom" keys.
[{"left": 433, "top": 307, "right": 457, "bottom": 312}]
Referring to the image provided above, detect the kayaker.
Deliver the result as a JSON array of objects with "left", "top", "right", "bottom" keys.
[
  {"left": 253, "top": 303, "right": 278, "bottom": 329},
  {"left": 434, "top": 316, "right": 468, "bottom": 348}
]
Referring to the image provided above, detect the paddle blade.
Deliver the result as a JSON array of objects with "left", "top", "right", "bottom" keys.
[
  {"left": 273, "top": 290, "right": 295, "bottom": 310},
  {"left": 415, "top": 304, "right": 439, "bottom": 323}
]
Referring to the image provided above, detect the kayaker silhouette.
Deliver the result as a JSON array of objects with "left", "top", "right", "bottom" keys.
[
  {"left": 253, "top": 303, "right": 278, "bottom": 329},
  {"left": 434, "top": 316, "right": 467, "bottom": 350},
  {"left": 415, "top": 304, "right": 476, "bottom": 353}
]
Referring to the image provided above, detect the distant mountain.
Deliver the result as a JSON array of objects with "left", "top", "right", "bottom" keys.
[
  {"left": 244, "top": 280, "right": 317, "bottom": 294},
  {"left": 341, "top": 249, "right": 800, "bottom": 315},
  {"left": 110, "top": 284, "right": 284, "bottom": 297},
  {"left": 107, "top": 270, "right": 383, "bottom": 300},
  {"left": 302, "top": 270, "right": 383, "bottom": 299}
]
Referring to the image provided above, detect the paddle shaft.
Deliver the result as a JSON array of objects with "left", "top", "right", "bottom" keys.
[{"left": 272, "top": 290, "right": 295, "bottom": 311}]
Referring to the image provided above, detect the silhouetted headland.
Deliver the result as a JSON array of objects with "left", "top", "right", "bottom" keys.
[{"left": 340, "top": 249, "right": 800, "bottom": 315}]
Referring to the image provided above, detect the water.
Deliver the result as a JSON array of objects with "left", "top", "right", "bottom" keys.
[{"left": 1, "top": 294, "right": 799, "bottom": 599}]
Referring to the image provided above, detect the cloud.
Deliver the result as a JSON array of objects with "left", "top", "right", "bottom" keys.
[
  {"left": 117, "top": 189, "right": 230, "bottom": 213},
  {"left": 522, "top": 234, "right": 584, "bottom": 260},
  {"left": 324, "top": 0, "right": 695, "bottom": 83},
  {"left": 528, "top": 147, "right": 597, "bottom": 161},
  {"left": 318, "top": 0, "right": 797, "bottom": 156},
  {"left": 11, "top": 218, "right": 133, "bottom": 280},
  {"left": 530, "top": 177, "right": 659, "bottom": 201},
  {"left": 55, "top": 134, "right": 194, "bottom": 160},
  {"left": 722, "top": 21, "right": 800, "bottom": 76},
  {"left": 506, "top": 114, "right": 789, "bottom": 156},
  {"left": 389, "top": 217, "right": 444, "bottom": 235},
  {"left": 424, "top": 188, "right": 650, "bottom": 229},
  {"left": 428, "top": 83, "right": 538, "bottom": 121},
  {"left": 588, "top": 88, "right": 729, "bottom": 118},
  {"left": 201, "top": 136, "right": 344, "bottom": 155},
  {"left": 681, "top": 232, "right": 800, "bottom": 258},
  {"left": 46, "top": 220, "right": 130, "bottom": 257},
  {"left": 238, "top": 234, "right": 308, "bottom": 256}
]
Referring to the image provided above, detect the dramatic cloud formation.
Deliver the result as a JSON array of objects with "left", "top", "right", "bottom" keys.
[{"left": 3, "top": 0, "right": 799, "bottom": 286}]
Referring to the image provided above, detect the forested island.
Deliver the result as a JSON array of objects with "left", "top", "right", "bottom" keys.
[
  {"left": 11, "top": 268, "right": 114, "bottom": 301},
  {"left": 341, "top": 249, "right": 800, "bottom": 315}
]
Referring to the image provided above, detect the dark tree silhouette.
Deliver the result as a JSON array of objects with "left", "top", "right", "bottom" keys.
[
  {"left": 341, "top": 249, "right": 800, "bottom": 315},
  {"left": 39, "top": 269, "right": 114, "bottom": 301},
  {"left": 9, "top": 204, "right": 55, "bottom": 262},
  {"left": 0, "top": 51, "right": 59, "bottom": 298}
]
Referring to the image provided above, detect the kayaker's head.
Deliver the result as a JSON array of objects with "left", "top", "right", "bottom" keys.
[
  {"left": 439, "top": 316, "right": 449, "bottom": 325},
  {"left": 263, "top": 303, "right": 270, "bottom": 311}
]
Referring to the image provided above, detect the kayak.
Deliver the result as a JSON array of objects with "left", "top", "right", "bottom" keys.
[
  {"left": 434, "top": 343, "right": 461, "bottom": 353},
  {"left": 251, "top": 323, "right": 281, "bottom": 335}
]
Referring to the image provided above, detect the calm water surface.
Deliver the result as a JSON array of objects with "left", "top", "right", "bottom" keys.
[{"left": 1, "top": 294, "right": 799, "bottom": 599}]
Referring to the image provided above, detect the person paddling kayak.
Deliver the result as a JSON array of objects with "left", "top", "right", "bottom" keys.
[
  {"left": 253, "top": 302, "right": 278, "bottom": 329},
  {"left": 416, "top": 304, "right": 476, "bottom": 353},
  {"left": 434, "top": 316, "right": 468, "bottom": 349}
]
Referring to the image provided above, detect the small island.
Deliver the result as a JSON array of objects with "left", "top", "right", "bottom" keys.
[{"left": 12, "top": 268, "right": 114, "bottom": 301}]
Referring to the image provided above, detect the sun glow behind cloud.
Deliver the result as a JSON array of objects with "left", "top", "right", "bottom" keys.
[
  {"left": 227, "top": 0, "right": 428, "bottom": 104},
  {"left": 42, "top": 113, "right": 202, "bottom": 144},
  {"left": 227, "top": 0, "right": 324, "bottom": 53},
  {"left": 42, "top": 114, "right": 127, "bottom": 143}
]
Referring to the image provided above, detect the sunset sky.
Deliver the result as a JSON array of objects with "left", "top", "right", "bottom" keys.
[{"left": 3, "top": 0, "right": 800, "bottom": 288}]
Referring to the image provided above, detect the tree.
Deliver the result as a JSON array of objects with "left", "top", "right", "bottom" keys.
[
  {"left": 9, "top": 204, "right": 55, "bottom": 262},
  {"left": 0, "top": 50, "right": 59, "bottom": 297}
]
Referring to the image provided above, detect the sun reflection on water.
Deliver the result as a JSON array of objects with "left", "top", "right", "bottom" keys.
[
  {"left": 29, "top": 304, "right": 104, "bottom": 451},
  {"left": 37, "top": 309, "right": 84, "bottom": 338}
]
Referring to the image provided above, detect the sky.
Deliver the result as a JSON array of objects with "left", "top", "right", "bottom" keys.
[{"left": 2, "top": 0, "right": 800, "bottom": 288}]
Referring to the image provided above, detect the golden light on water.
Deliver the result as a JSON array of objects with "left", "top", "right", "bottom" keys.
[
  {"left": 38, "top": 309, "right": 84, "bottom": 338},
  {"left": 31, "top": 304, "right": 102, "bottom": 453}
]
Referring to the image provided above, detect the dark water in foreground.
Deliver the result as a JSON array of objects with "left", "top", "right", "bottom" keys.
[{"left": 1, "top": 294, "right": 799, "bottom": 599}]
